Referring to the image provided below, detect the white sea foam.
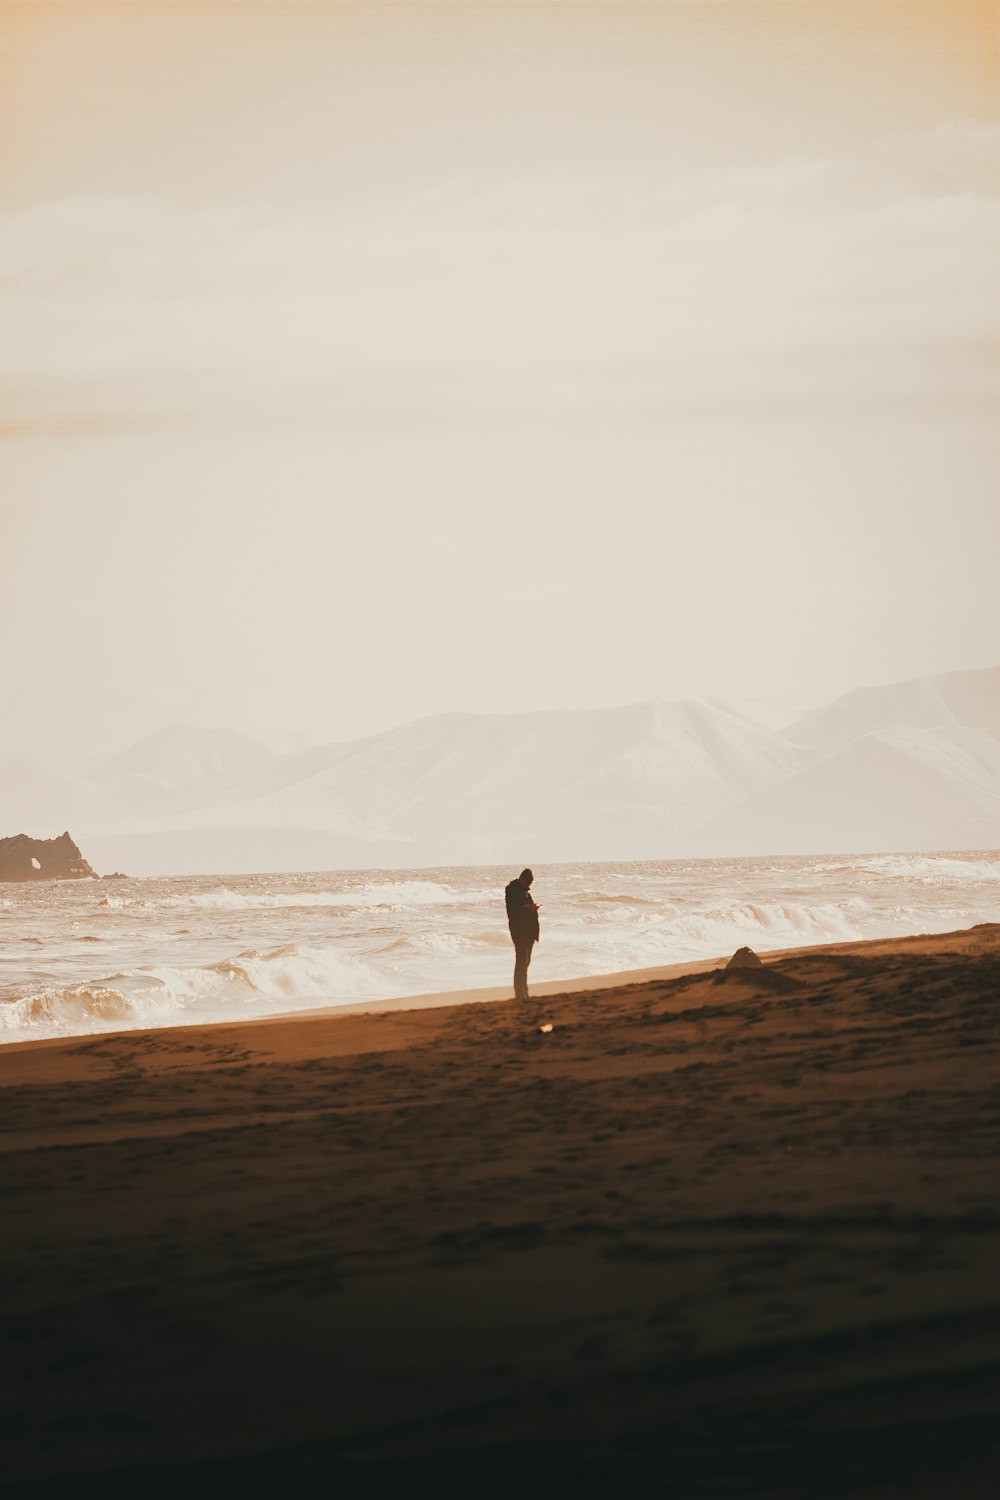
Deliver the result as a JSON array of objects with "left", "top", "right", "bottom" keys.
[
  {"left": 857, "top": 853, "right": 1000, "bottom": 884},
  {"left": 544, "top": 897, "right": 877, "bottom": 971},
  {"left": 0, "top": 983, "right": 180, "bottom": 1036},
  {"left": 151, "top": 879, "right": 480, "bottom": 912},
  {"left": 672, "top": 898, "right": 857, "bottom": 938},
  {"left": 4, "top": 852, "right": 997, "bottom": 1043},
  {"left": 200, "top": 942, "right": 392, "bottom": 1002},
  {"left": 417, "top": 932, "right": 473, "bottom": 953},
  {"left": 0, "top": 940, "right": 397, "bottom": 1040}
]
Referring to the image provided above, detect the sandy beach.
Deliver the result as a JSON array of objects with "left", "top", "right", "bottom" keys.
[{"left": 3, "top": 924, "right": 999, "bottom": 1495}]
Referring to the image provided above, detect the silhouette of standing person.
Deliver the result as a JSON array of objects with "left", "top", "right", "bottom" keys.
[{"left": 505, "top": 867, "right": 539, "bottom": 1003}]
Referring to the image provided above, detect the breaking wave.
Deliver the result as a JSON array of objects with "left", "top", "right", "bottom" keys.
[
  {"left": 677, "top": 897, "right": 869, "bottom": 946},
  {"left": 0, "top": 941, "right": 397, "bottom": 1041},
  {"left": 547, "top": 896, "right": 877, "bottom": 971},
  {"left": 5, "top": 851, "right": 997, "bottom": 1044},
  {"left": 856, "top": 853, "right": 1000, "bottom": 884}
]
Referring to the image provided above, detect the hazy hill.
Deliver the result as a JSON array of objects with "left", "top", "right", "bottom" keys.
[
  {"left": 785, "top": 666, "right": 1000, "bottom": 750},
  {"left": 81, "top": 725, "right": 277, "bottom": 821},
  {"left": 699, "top": 725, "right": 1000, "bottom": 857},
  {"left": 187, "top": 699, "right": 805, "bottom": 864},
  {"left": 0, "top": 727, "right": 277, "bottom": 838},
  {"left": 86, "top": 724, "right": 275, "bottom": 788},
  {"left": 2, "top": 667, "right": 997, "bottom": 873},
  {"left": 0, "top": 759, "right": 117, "bottom": 835}
]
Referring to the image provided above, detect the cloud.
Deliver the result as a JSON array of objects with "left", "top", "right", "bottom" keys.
[{"left": 1, "top": 125, "right": 997, "bottom": 429}]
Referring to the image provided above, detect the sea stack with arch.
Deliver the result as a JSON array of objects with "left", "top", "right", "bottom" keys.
[{"left": 0, "top": 832, "right": 98, "bottom": 883}]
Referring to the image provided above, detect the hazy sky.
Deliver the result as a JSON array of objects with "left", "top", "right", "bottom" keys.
[{"left": 2, "top": 1, "right": 998, "bottom": 758}]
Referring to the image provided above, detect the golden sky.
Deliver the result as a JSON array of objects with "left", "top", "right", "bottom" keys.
[{"left": 3, "top": 3, "right": 996, "bottom": 205}]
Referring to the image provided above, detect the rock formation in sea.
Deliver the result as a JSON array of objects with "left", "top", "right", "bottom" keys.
[{"left": 0, "top": 832, "right": 98, "bottom": 882}]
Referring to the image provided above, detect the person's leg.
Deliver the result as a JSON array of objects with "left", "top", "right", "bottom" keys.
[
  {"left": 523, "top": 936, "right": 535, "bottom": 998},
  {"left": 514, "top": 937, "right": 535, "bottom": 1002},
  {"left": 513, "top": 942, "right": 528, "bottom": 1001}
]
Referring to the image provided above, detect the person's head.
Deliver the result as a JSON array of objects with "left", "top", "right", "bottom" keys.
[{"left": 519, "top": 868, "right": 534, "bottom": 887}]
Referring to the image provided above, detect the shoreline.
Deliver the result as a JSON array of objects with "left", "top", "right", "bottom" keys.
[
  {"left": 0, "top": 954, "right": 722, "bottom": 1058},
  {"left": 3, "top": 922, "right": 991, "bottom": 1059},
  {"left": 3, "top": 921, "right": 998, "bottom": 1492},
  {"left": 271, "top": 921, "right": 995, "bottom": 1020}
]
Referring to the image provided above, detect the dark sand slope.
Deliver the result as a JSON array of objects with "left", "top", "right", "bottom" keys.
[{"left": 2, "top": 927, "right": 999, "bottom": 1496}]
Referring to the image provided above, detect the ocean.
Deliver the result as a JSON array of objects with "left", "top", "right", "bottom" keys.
[{"left": 2, "top": 851, "right": 998, "bottom": 1044}]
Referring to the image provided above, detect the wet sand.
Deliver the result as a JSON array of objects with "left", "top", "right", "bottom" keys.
[{"left": 3, "top": 925, "right": 999, "bottom": 1495}]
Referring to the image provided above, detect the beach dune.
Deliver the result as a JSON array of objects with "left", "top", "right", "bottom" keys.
[{"left": 2, "top": 926, "right": 999, "bottom": 1494}]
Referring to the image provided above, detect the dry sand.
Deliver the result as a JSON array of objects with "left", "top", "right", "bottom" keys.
[{"left": 2, "top": 925, "right": 999, "bottom": 1495}]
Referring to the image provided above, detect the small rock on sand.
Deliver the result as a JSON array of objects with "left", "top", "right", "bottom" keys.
[{"left": 726, "top": 946, "right": 764, "bottom": 970}]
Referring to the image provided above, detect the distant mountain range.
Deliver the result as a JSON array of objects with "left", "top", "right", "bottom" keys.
[{"left": 2, "top": 667, "right": 998, "bottom": 874}]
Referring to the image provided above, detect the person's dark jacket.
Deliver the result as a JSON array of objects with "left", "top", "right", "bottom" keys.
[{"left": 505, "top": 879, "right": 539, "bottom": 944}]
